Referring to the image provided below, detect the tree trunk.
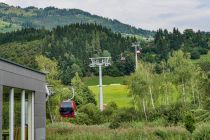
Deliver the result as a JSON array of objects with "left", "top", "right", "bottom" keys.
[
  {"left": 165, "top": 85, "right": 168, "bottom": 105},
  {"left": 142, "top": 98, "right": 148, "bottom": 121},
  {"left": 197, "top": 91, "right": 201, "bottom": 108},
  {"left": 182, "top": 78, "right": 186, "bottom": 103},
  {"left": 191, "top": 84, "right": 196, "bottom": 105},
  {"left": 149, "top": 86, "right": 155, "bottom": 109}
]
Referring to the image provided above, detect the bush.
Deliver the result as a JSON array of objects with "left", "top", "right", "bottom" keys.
[
  {"left": 77, "top": 103, "right": 103, "bottom": 125},
  {"left": 109, "top": 121, "right": 121, "bottom": 129},
  {"left": 103, "top": 102, "right": 118, "bottom": 120},
  {"left": 191, "top": 50, "right": 200, "bottom": 59},
  {"left": 184, "top": 113, "right": 195, "bottom": 133},
  {"left": 193, "top": 123, "right": 210, "bottom": 140},
  {"left": 151, "top": 103, "right": 186, "bottom": 125},
  {"left": 112, "top": 107, "right": 140, "bottom": 123},
  {"left": 74, "top": 112, "right": 90, "bottom": 125},
  {"left": 197, "top": 47, "right": 208, "bottom": 55},
  {"left": 198, "top": 61, "right": 210, "bottom": 73}
]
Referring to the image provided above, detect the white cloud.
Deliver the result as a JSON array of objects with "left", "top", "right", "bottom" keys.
[{"left": 1, "top": 0, "right": 210, "bottom": 31}]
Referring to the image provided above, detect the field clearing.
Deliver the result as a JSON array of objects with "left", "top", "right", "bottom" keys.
[
  {"left": 83, "top": 76, "right": 127, "bottom": 86},
  {"left": 89, "top": 85, "right": 131, "bottom": 108}
]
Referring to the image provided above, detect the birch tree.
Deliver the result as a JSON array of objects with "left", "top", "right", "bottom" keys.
[{"left": 129, "top": 62, "right": 156, "bottom": 120}]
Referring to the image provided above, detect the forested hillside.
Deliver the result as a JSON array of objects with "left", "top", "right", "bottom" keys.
[
  {"left": 0, "top": 24, "right": 137, "bottom": 84},
  {"left": 0, "top": 3, "right": 154, "bottom": 37}
]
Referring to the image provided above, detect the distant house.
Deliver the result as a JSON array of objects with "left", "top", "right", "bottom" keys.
[{"left": 0, "top": 58, "right": 47, "bottom": 140}]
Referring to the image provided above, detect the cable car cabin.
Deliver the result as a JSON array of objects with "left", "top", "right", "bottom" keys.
[{"left": 60, "top": 100, "right": 77, "bottom": 118}]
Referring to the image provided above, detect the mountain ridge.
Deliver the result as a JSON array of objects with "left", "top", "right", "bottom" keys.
[{"left": 0, "top": 2, "right": 155, "bottom": 37}]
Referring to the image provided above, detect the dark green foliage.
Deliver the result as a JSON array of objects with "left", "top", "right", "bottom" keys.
[
  {"left": 198, "top": 61, "right": 210, "bottom": 73},
  {"left": 82, "top": 87, "right": 97, "bottom": 105},
  {"left": 74, "top": 112, "right": 90, "bottom": 125},
  {"left": 0, "top": 40, "right": 44, "bottom": 69},
  {"left": 191, "top": 49, "right": 200, "bottom": 59},
  {"left": 112, "top": 107, "right": 140, "bottom": 123},
  {"left": 43, "top": 24, "right": 135, "bottom": 83},
  {"left": 0, "top": 24, "right": 136, "bottom": 83},
  {"left": 71, "top": 73, "right": 96, "bottom": 106},
  {"left": 152, "top": 28, "right": 209, "bottom": 61},
  {"left": 109, "top": 121, "right": 121, "bottom": 129},
  {"left": 184, "top": 113, "right": 195, "bottom": 133},
  {"left": 0, "top": 28, "right": 49, "bottom": 45},
  {"left": 197, "top": 47, "right": 208, "bottom": 55},
  {"left": 102, "top": 102, "right": 118, "bottom": 122},
  {"left": 77, "top": 103, "right": 103, "bottom": 125},
  {"left": 151, "top": 103, "right": 186, "bottom": 125}
]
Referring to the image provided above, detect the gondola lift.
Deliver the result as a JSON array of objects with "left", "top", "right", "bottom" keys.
[
  {"left": 59, "top": 87, "right": 77, "bottom": 118},
  {"left": 136, "top": 47, "right": 142, "bottom": 54}
]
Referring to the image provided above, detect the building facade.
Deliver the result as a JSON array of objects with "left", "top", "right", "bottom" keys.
[{"left": 0, "top": 58, "right": 46, "bottom": 140}]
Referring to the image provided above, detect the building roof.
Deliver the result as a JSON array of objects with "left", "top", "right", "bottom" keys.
[{"left": 0, "top": 57, "right": 46, "bottom": 75}]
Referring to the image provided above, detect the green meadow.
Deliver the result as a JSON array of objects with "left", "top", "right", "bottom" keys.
[
  {"left": 89, "top": 85, "right": 131, "bottom": 108},
  {"left": 83, "top": 76, "right": 127, "bottom": 86}
]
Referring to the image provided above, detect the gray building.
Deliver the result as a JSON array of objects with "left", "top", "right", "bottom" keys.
[{"left": 0, "top": 58, "right": 46, "bottom": 140}]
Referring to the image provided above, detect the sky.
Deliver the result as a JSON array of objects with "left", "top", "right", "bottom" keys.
[{"left": 1, "top": 0, "right": 210, "bottom": 32}]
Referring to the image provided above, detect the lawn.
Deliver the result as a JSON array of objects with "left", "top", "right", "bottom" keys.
[{"left": 89, "top": 85, "right": 131, "bottom": 108}]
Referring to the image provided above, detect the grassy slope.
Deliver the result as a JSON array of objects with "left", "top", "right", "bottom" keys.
[
  {"left": 83, "top": 76, "right": 126, "bottom": 86},
  {"left": 84, "top": 76, "right": 131, "bottom": 108},
  {"left": 89, "top": 85, "right": 131, "bottom": 108}
]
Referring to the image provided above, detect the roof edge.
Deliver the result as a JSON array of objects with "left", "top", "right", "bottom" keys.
[{"left": 0, "top": 57, "right": 46, "bottom": 75}]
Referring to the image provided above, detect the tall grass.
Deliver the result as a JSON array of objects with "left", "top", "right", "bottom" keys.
[{"left": 47, "top": 122, "right": 191, "bottom": 140}]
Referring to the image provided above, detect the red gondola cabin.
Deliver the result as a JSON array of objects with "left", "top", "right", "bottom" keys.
[{"left": 60, "top": 100, "right": 77, "bottom": 118}]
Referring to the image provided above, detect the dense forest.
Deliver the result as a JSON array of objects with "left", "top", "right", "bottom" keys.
[
  {"left": 0, "top": 2, "right": 154, "bottom": 36},
  {"left": 142, "top": 28, "right": 210, "bottom": 63},
  {"left": 0, "top": 24, "right": 137, "bottom": 84}
]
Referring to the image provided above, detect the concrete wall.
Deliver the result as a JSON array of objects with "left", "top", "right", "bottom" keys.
[
  {"left": 0, "top": 59, "right": 46, "bottom": 140},
  {"left": 35, "top": 91, "right": 46, "bottom": 140}
]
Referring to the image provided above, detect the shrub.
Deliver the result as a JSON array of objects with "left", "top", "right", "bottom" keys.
[
  {"left": 74, "top": 112, "right": 90, "bottom": 125},
  {"left": 197, "top": 47, "right": 208, "bottom": 55},
  {"left": 112, "top": 107, "right": 140, "bottom": 123},
  {"left": 191, "top": 50, "right": 200, "bottom": 59},
  {"left": 193, "top": 123, "right": 210, "bottom": 140},
  {"left": 77, "top": 103, "right": 103, "bottom": 125},
  {"left": 102, "top": 102, "right": 118, "bottom": 122},
  {"left": 109, "top": 121, "right": 121, "bottom": 129},
  {"left": 184, "top": 113, "right": 195, "bottom": 133},
  {"left": 152, "top": 103, "right": 186, "bottom": 125},
  {"left": 198, "top": 61, "right": 210, "bottom": 73}
]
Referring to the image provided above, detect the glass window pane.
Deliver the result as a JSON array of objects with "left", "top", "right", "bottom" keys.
[{"left": 2, "top": 87, "right": 10, "bottom": 140}]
